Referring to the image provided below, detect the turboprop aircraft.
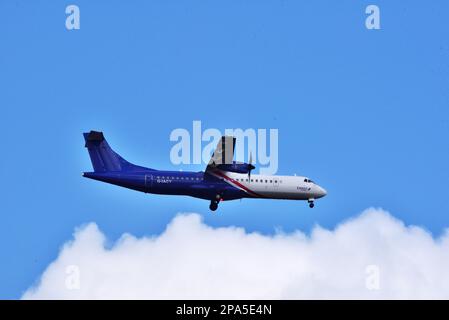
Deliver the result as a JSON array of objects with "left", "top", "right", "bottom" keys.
[{"left": 82, "top": 131, "right": 327, "bottom": 211}]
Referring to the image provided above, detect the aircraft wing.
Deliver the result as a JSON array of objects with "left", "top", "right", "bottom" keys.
[{"left": 206, "top": 136, "right": 236, "bottom": 171}]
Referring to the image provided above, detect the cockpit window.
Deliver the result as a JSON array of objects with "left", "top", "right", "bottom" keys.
[{"left": 304, "top": 178, "right": 315, "bottom": 183}]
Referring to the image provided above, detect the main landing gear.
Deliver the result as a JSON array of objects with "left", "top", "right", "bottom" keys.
[
  {"left": 209, "top": 194, "right": 222, "bottom": 211},
  {"left": 308, "top": 199, "right": 315, "bottom": 208},
  {"left": 209, "top": 200, "right": 218, "bottom": 211}
]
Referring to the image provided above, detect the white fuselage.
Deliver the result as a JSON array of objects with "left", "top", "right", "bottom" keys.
[{"left": 212, "top": 170, "right": 327, "bottom": 201}]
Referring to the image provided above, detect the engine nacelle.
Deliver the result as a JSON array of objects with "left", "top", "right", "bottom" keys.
[{"left": 216, "top": 161, "right": 255, "bottom": 174}]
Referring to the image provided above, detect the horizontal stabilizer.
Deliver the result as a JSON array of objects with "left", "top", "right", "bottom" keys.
[{"left": 84, "top": 131, "right": 105, "bottom": 145}]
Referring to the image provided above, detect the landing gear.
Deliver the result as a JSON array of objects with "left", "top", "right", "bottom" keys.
[
  {"left": 308, "top": 199, "right": 315, "bottom": 208},
  {"left": 209, "top": 200, "right": 218, "bottom": 211},
  {"left": 209, "top": 194, "right": 222, "bottom": 212}
]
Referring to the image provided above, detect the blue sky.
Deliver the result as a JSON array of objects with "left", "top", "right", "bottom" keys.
[{"left": 1, "top": 0, "right": 448, "bottom": 299}]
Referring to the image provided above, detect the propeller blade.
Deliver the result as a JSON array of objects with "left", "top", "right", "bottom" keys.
[{"left": 248, "top": 152, "right": 254, "bottom": 179}]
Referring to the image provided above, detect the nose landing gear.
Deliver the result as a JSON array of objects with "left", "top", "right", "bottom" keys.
[{"left": 308, "top": 199, "right": 315, "bottom": 208}]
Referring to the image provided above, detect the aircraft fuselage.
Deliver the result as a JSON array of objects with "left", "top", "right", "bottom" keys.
[{"left": 83, "top": 169, "right": 326, "bottom": 202}]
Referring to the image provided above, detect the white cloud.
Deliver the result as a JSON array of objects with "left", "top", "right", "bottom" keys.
[{"left": 22, "top": 208, "right": 449, "bottom": 299}]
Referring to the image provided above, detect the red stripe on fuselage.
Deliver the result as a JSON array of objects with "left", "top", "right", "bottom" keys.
[{"left": 211, "top": 170, "right": 265, "bottom": 198}]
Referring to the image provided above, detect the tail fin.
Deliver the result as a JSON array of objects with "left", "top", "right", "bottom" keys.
[{"left": 83, "top": 131, "right": 149, "bottom": 172}]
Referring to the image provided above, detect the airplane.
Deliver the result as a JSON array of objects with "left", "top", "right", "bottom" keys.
[{"left": 82, "top": 131, "right": 327, "bottom": 211}]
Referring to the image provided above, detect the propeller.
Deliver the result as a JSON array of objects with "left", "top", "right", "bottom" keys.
[{"left": 248, "top": 152, "right": 255, "bottom": 179}]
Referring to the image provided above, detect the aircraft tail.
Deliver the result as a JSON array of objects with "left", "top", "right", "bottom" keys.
[{"left": 83, "top": 130, "right": 151, "bottom": 172}]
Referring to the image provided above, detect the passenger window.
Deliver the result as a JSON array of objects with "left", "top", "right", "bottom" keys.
[
  {"left": 275, "top": 180, "right": 278, "bottom": 183},
  {"left": 270, "top": 180, "right": 272, "bottom": 183}
]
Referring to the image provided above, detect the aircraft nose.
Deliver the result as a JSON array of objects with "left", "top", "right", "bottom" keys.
[{"left": 317, "top": 186, "right": 327, "bottom": 198}]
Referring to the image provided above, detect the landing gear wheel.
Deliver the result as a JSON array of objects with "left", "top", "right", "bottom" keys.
[
  {"left": 209, "top": 201, "right": 218, "bottom": 211},
  {"left": 307, "top": 198, "right": 315, "bottom": 208}
]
